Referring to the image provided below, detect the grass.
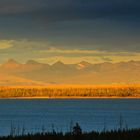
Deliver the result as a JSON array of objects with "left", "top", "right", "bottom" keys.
[
  {"left": 0, "top": 84, "right": 140, "bottom": 98},
  {"left": 0, "top": 122, "right": 140, "bottom": 140}
]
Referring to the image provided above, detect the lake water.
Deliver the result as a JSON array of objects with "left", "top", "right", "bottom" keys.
[{"left": 0, "top": 99, "right": 140, "bottom": 136}]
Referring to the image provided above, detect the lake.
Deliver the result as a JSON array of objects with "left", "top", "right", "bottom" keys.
[{"left": 0, "top": 98, "right": 140, "bottom": 136}]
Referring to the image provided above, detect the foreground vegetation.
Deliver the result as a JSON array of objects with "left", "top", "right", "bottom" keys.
[
  {"left": 0, "top": 84, "right": 140, "bottom": 98},
  {"left": 1, "top": 123, "right": 140, "bottom": 140}
]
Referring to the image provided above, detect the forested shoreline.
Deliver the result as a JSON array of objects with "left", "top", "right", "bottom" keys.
[
  {"left": 0, "top": 85, "right": 140, "bottom": 98},
  {"left": 0, "top": 123, "right": 140, "bottom": 140}
]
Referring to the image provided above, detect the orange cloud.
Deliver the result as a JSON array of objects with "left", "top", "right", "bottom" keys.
[{"left": 0, "top": 40, "right": 14, "bottom": 49}]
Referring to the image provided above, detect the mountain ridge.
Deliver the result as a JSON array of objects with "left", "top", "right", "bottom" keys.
[{"left": 0, "top": 59, "right": 140, "bottom": 85}]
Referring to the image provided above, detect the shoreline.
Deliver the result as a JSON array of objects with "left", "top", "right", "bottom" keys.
[
  {"left": 0, "top": 96, "right": 140, "bottom": 99},
  {"left": 0, "top": 84, "right": 139, "bottom": 99}
]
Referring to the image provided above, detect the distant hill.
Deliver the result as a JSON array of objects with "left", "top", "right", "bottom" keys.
[
  {"left": 0, "top": 59, "right": 140, "bottom": 85},
  {"left": 0, "top": 73, "right": 48, "bottom": 86}
]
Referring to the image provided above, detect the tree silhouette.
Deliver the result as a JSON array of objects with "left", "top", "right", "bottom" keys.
[{"left": 72, "top": 123, "right": 82, "bottom": 135}]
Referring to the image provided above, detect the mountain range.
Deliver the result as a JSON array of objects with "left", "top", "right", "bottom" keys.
[{"left": 0, "top": 59, "right": 140, "bottom": 85}]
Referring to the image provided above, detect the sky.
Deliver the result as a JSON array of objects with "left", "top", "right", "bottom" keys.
[{"left": 0, "top": 0, "right": 140, "bottom": 64}]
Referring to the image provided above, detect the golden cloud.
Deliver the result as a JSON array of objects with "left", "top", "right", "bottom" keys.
[
  {"left": 39, "top": 48, "right": 140, "bottom": 57},
  {"left": 0, "top": 40, "right": 14, "bottom": 49},
  {"left": 35, "top": 53, "right": 140, "bottom": 64}
]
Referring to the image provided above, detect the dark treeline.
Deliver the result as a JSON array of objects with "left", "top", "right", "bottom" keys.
[{"left": 0, "top": 123, "right": 140, "bottom": 140}]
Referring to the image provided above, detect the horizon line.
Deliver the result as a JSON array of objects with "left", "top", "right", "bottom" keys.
[{"left": 0, "top": 58, "right": 140, "bottom": 65}]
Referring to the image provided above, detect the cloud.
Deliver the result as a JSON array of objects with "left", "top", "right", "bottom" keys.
[
  {"left": 36, "top": 48, "right": 140, "bottom": 64},
  {"left": 0, "top": 0, "right": 140, "bottom": 21},
  {"left": 35, "top": 53, "right": 140, "bottom": 64},
  {"left": 0, "top": 39, "right": 50, "bottom": 51},
  {"left": 0, "top": 0, "right": 140, "bottom": 53},
  {"left": 0, "top": 1, "right": 139, "bottom": 63},
  {"left": 0, "top": 39, "right": 139, "bottom": 58},
  {"left": 0, "top": 39, "right": 140, "bottom": 64},
  {"left": 0, "top": 0, "right": 44, "bottom": 16},
  {"left": 101, "top": 57, "right": 113, "bottom": 62},
  {"left": 39, "top": 48, "right": 139, "bottom": 57},
  {"left": 0, "top": 40, "right": 14, "bottom": 49}
]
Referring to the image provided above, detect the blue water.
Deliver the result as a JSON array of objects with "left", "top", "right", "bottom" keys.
[{"left": 0, "top": 99, "right": 139, "bottom": 136}]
